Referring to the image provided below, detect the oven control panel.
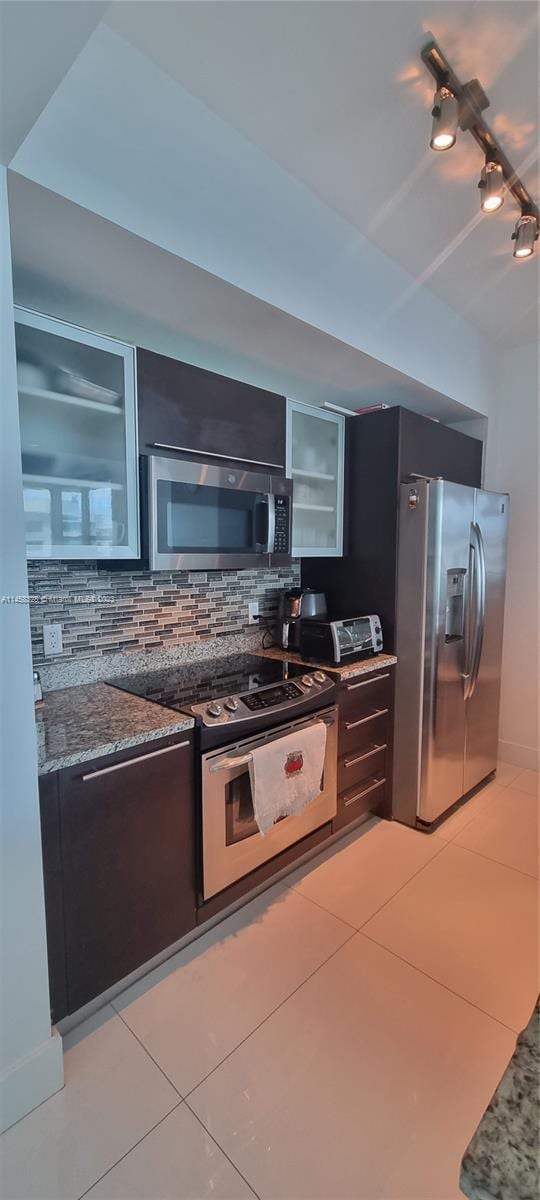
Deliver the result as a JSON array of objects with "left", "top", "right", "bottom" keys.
[
  {"left": 191, "top": 672, "right": 334, "bottom": 725},
  {"left": 242, "top": 681, "right": 303, "bottom": 711}
]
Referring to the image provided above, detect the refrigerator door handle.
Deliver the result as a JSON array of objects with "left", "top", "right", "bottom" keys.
[
  {"left": 468, "top": 522, "right": 486, "bottom": 699},
  {"left": 462, "top": 538, "right": 476, "bottom": 699}
]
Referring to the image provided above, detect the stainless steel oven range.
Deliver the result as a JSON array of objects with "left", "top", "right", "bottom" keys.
[
  {"left": 111, "top": 653, "right": 337, "bottom": 901},
  {"left": 201, "top": 706, "right": 337, "bottom": 898}
]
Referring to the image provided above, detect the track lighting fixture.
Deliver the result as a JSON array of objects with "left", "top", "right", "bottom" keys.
[
  {"left": 430, "top": 86, "right": 458, "bottom": 151},
  {"left": 422, "top": 37, "right": 538, "bottom": 261},
  {"left": 512, "top": 214, "right": 538, "bottom": 260},
  {"left": 478, "top": 160, "right": 504, "bottom": 213}
]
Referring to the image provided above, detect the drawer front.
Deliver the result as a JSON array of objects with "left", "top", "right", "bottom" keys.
[
  {"left": 334, "top": 774, "right": 387, "bottom": 832},
  {"left": 339, "top": 671, "right": 392, "bottom": 722},
  {"left": 339, "top": 706, "right": 389, "bottom": 758},
  {"left": 338, "top": 742, "right": 387, "bottom": 795}
]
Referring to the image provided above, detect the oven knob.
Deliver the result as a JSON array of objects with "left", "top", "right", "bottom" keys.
[
  {"left": 302, "top": 674, "right": 314, "bottom": 688},
  {"left": 224, "top": 697, "right": 239, "bottom": 713},
  {"left": 313, "top": 671, "right": 327, "bottom": 683},
  {"left": 207, "top": 702, "right": 222, "bottom": 718}
]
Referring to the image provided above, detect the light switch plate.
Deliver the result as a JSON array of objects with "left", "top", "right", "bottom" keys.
[{"left": 43, "top": 622, "right": 63, "bottom": 656}]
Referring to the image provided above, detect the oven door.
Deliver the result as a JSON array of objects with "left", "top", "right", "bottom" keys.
[
  {"left": 201, "top": 707, "right": 338, "bottom": 899},
  {"left": 148, "top": 455, "right": 275, "bottom": 570}
]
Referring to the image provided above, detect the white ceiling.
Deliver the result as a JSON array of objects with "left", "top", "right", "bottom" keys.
[
  {"left": 3, "top": 0, "right": 538, "bottom": 375},
  {"left": 0, "top": 1, "right": 106, "bottom": 163},
  {"left": 104, "top": 0, "right": 539, "bottom": 347}
]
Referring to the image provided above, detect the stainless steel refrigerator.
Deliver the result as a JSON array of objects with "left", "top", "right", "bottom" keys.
[{"left": 393, "top": 479, "right": 508, "bottom": 828}]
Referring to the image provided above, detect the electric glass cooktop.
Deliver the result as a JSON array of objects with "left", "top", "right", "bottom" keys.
[{"left": 110, "top": 653, "right": 311, "bottom": 715}]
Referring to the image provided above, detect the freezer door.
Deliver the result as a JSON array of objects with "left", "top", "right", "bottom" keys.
[
  {"left": 464, "top": 490, "right": 509, "bottom": 793},
  {"left": 419, "top": 481, "right": 474, "bottom": 823}
]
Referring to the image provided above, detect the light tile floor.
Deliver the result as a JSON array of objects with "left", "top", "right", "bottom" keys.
[{"left": 1, "top": 765, "right": 538, "bottom": 1200}]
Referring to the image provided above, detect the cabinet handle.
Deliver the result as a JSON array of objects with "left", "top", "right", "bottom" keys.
[
  {"left": 344, "top": 777, "right": 386, "bottom": 807},
  {"left": 81, "top": 740, "right": 190, "bottom": 781},
  {"left": 346, "top": 672, "right": 390, "bottom": 691},
  {"left": 150, "top": 443, "right": 284, "bottom": 471},
  {"left": 344, "top": 744, "right": 387, "bottom": 768},
  {"left": 345, "top": 708, "right": 388, "bottom": 730}
]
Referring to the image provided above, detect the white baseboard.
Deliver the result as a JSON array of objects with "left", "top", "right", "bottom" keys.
[
  {"left": 0, "top": 1029, "right": 63, "bottom": 1134},
  {"left": 498, "top": 738, "right": 540, "bottom": 771}
]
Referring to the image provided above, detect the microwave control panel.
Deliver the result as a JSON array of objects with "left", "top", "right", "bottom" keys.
[{"left": 274, "top": 495, "right": 290, "bottom": 553}]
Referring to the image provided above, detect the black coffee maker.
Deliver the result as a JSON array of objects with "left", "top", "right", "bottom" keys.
[{"left": 279, "top": 588, "right": 327, "bottom": 651}]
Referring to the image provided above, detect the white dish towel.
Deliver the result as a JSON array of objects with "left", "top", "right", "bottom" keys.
[{"left": 248, "top": 721, "right": 327, "bottom": 835}]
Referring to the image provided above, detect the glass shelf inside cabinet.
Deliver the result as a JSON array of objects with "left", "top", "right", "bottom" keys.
[
  {"left": 15, "top": 314, "right": 137, "bottom": 558},
  {"left": 290, "top": 406, "right": 341, "bottom": 552}
]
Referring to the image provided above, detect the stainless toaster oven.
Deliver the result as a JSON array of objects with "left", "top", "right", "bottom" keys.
[{"left": 299, "top": 615, "right": 383, "bottom": 665}]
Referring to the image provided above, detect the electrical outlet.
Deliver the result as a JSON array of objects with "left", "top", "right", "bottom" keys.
[
  {"left": 247, "top": 600, "right": 259, "bottom": 625},
  {"left": 43, "top": 622, "right": 63, "bottom": 656}
]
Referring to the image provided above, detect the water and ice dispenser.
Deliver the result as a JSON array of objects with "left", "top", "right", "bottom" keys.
[{"left": 444, "top": 568, "right": 466, "bottom": 641}]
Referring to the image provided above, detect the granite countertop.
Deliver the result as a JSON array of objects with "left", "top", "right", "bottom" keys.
[
  {"left": 36, "top": 682, "right": 194, "bottom": 775},
  {"left": 460, "top": 999, "right": 539, "bottom": 1200},
  {"left": 258, "top": 647, "right": 397, "bottom": 680}
]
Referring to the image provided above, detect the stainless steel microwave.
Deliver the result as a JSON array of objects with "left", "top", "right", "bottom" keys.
[{"left": 147, "top": 455, "right": 293, "bottom": 571}]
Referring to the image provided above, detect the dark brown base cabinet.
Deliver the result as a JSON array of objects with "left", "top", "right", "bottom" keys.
[
  {"left": 333, "top": 667, "right": 394, "bottom": 832},
  {"left": 39, "top": 732, "right": 195, "bottom": 1021}
]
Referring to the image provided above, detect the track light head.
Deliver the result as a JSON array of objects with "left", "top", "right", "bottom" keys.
[
  {"left": 512, "top": 213, "right": 539, "bottom": 259},
  {"left": 478, "top": 160, "right": 504, "bottom": 213},
  {"left": 430, "top": 86, "right": 458, "bottom": 151}
]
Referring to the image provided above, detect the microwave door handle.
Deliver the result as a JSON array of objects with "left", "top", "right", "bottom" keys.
[
  {"left": 266, "top": 494, "right": 276, "bottom": 553},
  {"left": 258, "top": 494, "right": 275, "bottom": 553},
  {"left": 254, "top": 495, "right": 272, "bottom": 554}
]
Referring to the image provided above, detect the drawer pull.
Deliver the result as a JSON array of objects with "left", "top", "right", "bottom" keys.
[
  {"left": 81, "top": 740, "right": 190, "bottom": 781},
  {"left": 150, "top": 443, "right": 284, "bottom": 471},
  {"left": 344, "top": 744, "right": 387, "bottom": 769},
  {"left": 345, "top": 707, "right": 388, "bottom": 730},
  {"left": 344, "top": 777, "right": 386, "bottom": 807},
  {"left": 346, "top": 672, "right": 390, "bottom": 691}
]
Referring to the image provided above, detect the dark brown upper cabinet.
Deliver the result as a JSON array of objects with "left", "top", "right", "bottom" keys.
[
  {"left": 302, "top": 406, "right": 483, "bottom": 651},
  {"left": 137, "top": 348, "right": 286, "bottom": 472}
]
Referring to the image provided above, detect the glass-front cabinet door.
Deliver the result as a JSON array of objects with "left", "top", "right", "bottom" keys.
[
  {"left": 286, "top": 400, "right": 345, "bottom": 556},
  {"left": 15, "top": 308, "right": 139, "bottom": 559}
]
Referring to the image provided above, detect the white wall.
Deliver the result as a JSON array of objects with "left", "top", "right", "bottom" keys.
[
  {"left": 485, "top": 342, "right": 539, "bottom": 769},
  {"left": 0, "top": 166, "right": 63, "bottom": 1133}
]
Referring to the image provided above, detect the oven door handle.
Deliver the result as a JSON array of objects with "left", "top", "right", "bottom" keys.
[
  {"left": 209, "top": 753, "right": 253, "bottom": 774},
  {"left": 207, "top": 716, "right": 334, "bottom": 772}
]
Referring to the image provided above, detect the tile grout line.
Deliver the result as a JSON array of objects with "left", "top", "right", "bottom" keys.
[
  {"left": 285, "top": 883, "right": 359, "bottom": 930},
  {"left": 76, "top": 1099, "right": 184, "bottom": 1200},
  {"left": 352, "top": 834, "right": 449, "bottom": 930},
  {"left": 183, "top": 927, "right": 359, "bottom": 1101},
  {"left": 184, "top": 1100, "right": 262, "bottom": 1200},
  {"left": 443, "top": 837, "right": 540, "bottom": 881},
  {"left": 112, "top": 1005, "right": 185, "bottom": 1099},
  {"left": 357, "top": 927, "right": 522, "bottom": 1036},
  {"left": 277, "top": 832, "right": 535, "bottom": 1032},
  {"left": 284, "top": 825, "right": 450, "bottom": 935}
]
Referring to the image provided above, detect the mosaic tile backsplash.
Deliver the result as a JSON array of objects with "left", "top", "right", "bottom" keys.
[{"left": 27, "top": 560, "right": 300, "bottom": 669}]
